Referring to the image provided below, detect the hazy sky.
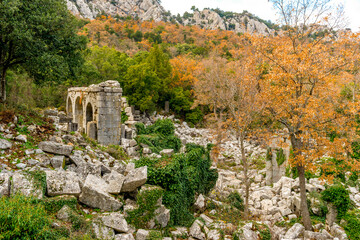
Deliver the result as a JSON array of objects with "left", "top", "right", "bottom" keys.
[{"left": 161, "top": 0, "right": 360, "bottom": 32}]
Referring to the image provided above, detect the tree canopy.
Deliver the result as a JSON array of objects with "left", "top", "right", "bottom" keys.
[{"left": 0, "top": 0, "right": 87, "bottom": 101}]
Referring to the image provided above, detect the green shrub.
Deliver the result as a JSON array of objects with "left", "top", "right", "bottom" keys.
[
  {"left": 276, "top": 148, "right": 286, "bottom": 166},
  {"left": 227, "top": 192, "right": 244, "bottom": 211},
  {"left": 0, "top": 194, "right": 67, "bottom": 240},
  {"left": 135, "top": 143, "right": 218, "bottom": 226},
  {"left": 39, "top": 195, "right": 78, "bottom": 214},
  {"left": 321, "top": 185, "right": 351, "bottom": 219},
  {"left": 126, "top": 186, "right": 164, "bottom": 228},
  {"left": 135, "top": 119, "right": 181, "bottom": 154},
  {"left": 343, "top": 210, "right": 360, "bottom": 240}
]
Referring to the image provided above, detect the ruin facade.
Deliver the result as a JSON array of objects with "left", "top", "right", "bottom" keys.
[{"left": 66, "top": 81, "right": 122, "bottom": 145}]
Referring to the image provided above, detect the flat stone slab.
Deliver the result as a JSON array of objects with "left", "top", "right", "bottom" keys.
[
  {"left": 79, "top": 174, "right": 122, "bottom": 211},
  {"left": 38, "top": 141, "right": 73, "bottom": 156},
  {"left": 0, "top": 138, "right": 12, "bottom": 149},
  {"left": 0, "top": 173, "right": 10, "bottom": 197},
  {"left": 46, "top": 170, "right": 81, "bottom": 197},
  {"left": 101, "top": 212, "right": 129, "bottom": 233},
  {"left": 10, "top": 172, "right": 43, "bottom": 199},
  {"left": 121, "top": 166, "right": 147, "bottom": 192}
]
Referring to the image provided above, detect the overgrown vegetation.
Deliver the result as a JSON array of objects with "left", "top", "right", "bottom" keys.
[
  {"left": 135, "top": 142, "right": 218, "bottom": 226},
  {"left": 0, "top": 194, "right": 68, "bottom": 240},
  {"left": 135, "top": 119, "right": 182, "bottom": 154}
]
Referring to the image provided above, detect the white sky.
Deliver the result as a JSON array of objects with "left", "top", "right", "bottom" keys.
[{"left": 161, "top": 0, "right": 360, "bottom": 32}]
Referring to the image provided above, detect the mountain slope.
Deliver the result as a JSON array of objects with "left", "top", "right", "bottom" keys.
[{"left": 66, "top": 0, "right": 276, "bottom": 35}]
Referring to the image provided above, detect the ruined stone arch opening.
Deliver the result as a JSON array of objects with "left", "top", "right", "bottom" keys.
[
  {"left": 86, "top": 103, "right": 94, "bottom": 123},
  {"left": 75, "top": 97, "right": 83, "bottom": 130},
  {"left": 67, "top": 97, "right": 73, "bottom": 117}
]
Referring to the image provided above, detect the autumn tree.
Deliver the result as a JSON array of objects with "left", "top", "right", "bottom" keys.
[
  {"left": 0, "top": 0, "right": 87, "bottom": 102},
  {"left": 258, "top": 0, "right": 360, "bottom": 230},
  {"left": 194, "top": 45, "right": 264, "bottom": 218}
]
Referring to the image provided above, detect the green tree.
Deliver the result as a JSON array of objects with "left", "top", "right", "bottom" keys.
[
  {"left": 146, "top": 45, "right": 172, "bottom": 103},
  {"left": 124, "top": 62, "right": 161, "bottom": 112},
  {"left": 0, "top": 0, "right": 87, "bottom": 102}
]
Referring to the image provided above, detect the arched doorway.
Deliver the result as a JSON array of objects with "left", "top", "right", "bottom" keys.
[
  {"left": 85, "top": 102, "right": 97, "bottom": 140},
  {"left": 67, "top": 97, "right": 73, "bottom": 117},
  {"left": 75, "top": 97, "right": 83, "bottom": 130},
  {"left": 86, "top": 103, "right": 93, "bottom": 124}
]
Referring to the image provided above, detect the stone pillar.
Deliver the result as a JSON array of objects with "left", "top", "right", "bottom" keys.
[
  {"left": 97, "top": 88, "right": 122, "bottom": 145},
  {"left": 165, "top": 101, "right": 170, "bottom": 113}
]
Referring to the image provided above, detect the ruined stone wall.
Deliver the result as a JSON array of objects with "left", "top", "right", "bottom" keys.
[{"left": 67, "top": 81, "right": 122, "bottom": 145}]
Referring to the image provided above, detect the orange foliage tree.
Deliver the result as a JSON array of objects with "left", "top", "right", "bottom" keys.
[{"left": 257, "top": 0, "right": 360, "bottom": 230}]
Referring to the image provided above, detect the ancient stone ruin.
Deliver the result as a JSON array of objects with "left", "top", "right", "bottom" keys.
[{"left": 66, "top": 80, "right": 122, "bottom": 145}]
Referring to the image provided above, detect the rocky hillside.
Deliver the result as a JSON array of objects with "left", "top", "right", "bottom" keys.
[
  {"left": 66, "top": 0, "right": 276, "bottom": 35},
  {"left": 66, "top": 0, "right": 167, "bottom": 21}
]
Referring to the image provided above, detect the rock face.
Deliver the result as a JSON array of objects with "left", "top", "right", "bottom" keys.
[
  {"left": 38, "top": 141, "right": 73, "bottom": 156},
  {"left": 121, "top": 166, "right": 147, "bottom": 192},
  {"left": 66, "top": 0, "right": 167, "bottom": 21},
  {"left": 46, "top": 170, "right": 81, "bottom": 197},
  {"left": 66, "top": 1, "right": 275, "bottom": 36},
  {"left": 79, "top": 174, "right": 123, "bottom": 211}
]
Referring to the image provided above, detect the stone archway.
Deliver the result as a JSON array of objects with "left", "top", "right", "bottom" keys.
[
  {"left": 85, "top": 102, "right": 97, "bottom": 140},
  {"left": 67, "top": 97, "right": 73, "bottom": 117},
  {"left": 86, "top": 103, "right": 93, "bottom": 124},
  {"left": 75, "top": 97, "right": 83, "bottom": 130}
]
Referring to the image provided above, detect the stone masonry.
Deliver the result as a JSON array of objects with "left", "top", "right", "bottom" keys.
[{"left": 67, "top": 81, "right": 122, "bottom": 145}]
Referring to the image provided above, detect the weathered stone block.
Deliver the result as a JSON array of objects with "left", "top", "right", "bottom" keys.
[
  {"left": 38, "top": 141, "right": 73, "bottom": 156},
  {"left": 46, "top": 170, "right": 81, "bottom": 197},
  {"left": 79, "top": 174, "right": 122, "bottom": 211}
]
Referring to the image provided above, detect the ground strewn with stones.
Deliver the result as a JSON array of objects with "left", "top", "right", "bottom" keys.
[{"left": 0, "top": 109, "right": 359, "bottom": 240}]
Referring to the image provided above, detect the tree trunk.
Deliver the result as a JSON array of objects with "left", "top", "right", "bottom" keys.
[
  {"left": 297, "top": 164, "right": 312, "bottom": 230},
  {"left": 0, "top": 69, "right": 6, "bottom": 103},
  {"left": 239, "top": 134, "right": 250, "bottom": 219}
]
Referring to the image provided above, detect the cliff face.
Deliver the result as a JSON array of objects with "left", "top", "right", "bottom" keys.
[
  {"left": 66, "top": 0, "right": 276, "bottom": 35},
  {"left": 66, "top": 0, "right": 167, "bottom": 21},
  {"left": 183, "top": 9, "right": 275, "bottom": 36}
]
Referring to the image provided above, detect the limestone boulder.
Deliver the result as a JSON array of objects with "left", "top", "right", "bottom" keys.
[
  {"left": 115, "top": 233, "right": 135, "bottom": 240},
  {"left": 189, "top": 220, "right": 205, "bottom": 240},
  {"left": 79, "top": 174, "right": 122, "bottom": 211},
  {"left": 46, "top": 170, "right": 81, "bottom": 197},
  {"left": 283, "top": 223, "right": 304, "bottom": 239},
  {"left": 0, "top": 173, "right": 10, "bottom": 197},
  {"left": 194, "top": 194, "right": 206, "bottom": 211},
  {"left": 104, "top": 170, "right": 125, "bottom": 194},
  {"left": 38, "top": 141, "right": 73, "bottom": 156},
  {"left": 121, "top": 167, "right": 147, "bottom": 192},
  {"left": 11, "top": 172, "right": 43, "bottom": 199},
  {"left": 136, "top": 229, "right": 149, "bottom": 240},
  {"left": 101, "top": 212, "right": 129, "bottom": 233},
  {"left": 56, "top": 205, "right": 75, "bottom": 221},
  {"left": 160, "top": 149, "right": 174, "bottom": 156},
  {"left": 0, "top": 138, "right": 12, "bottom": 149},
  {"left": 92, "top": 221, "right": 115, "bottom": 240},
  {"left": 50, "top": 155, "right": 65, "bottom": 169}
]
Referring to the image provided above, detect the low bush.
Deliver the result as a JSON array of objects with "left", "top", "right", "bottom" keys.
[
  {"left": 135, "top": 119, "right": 181, "bottom": 154},
  {"left": 343, "top": 210, "right": 360, "bottom": 240},
  {"left": 0, "top": 194, "right": 67, "bottom": 240},
  {"left": 321, "top": 184, "right": 350, "bottom": 219}
]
